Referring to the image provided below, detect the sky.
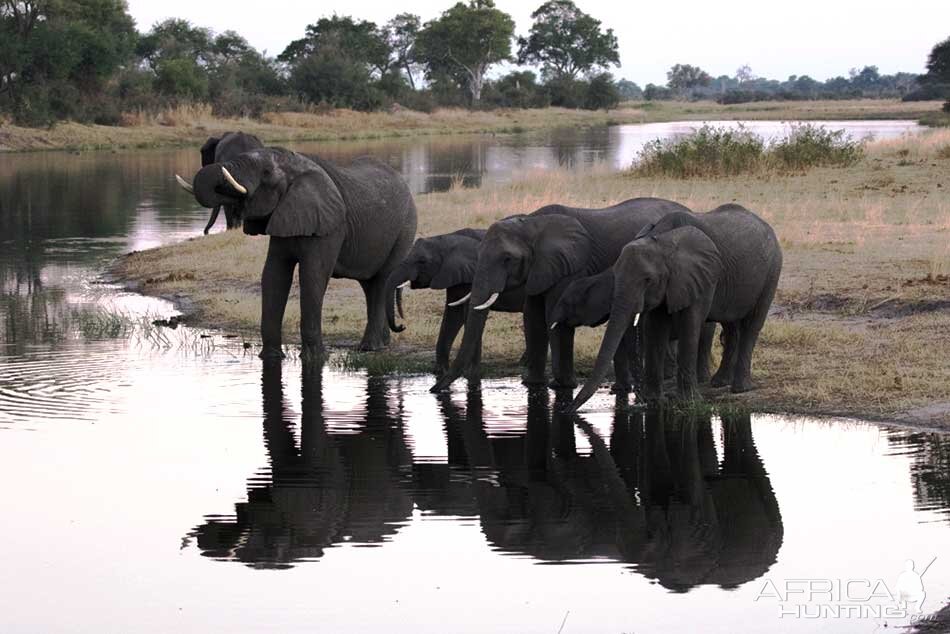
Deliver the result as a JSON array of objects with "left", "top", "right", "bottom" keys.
[{"left": 125, "top": 0, "right": 950, "bottom": 85}]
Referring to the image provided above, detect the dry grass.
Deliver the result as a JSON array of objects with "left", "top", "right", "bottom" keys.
[
  {"left": 1, "top": 99, "right": 944, "bottom": 153},
  {"left": 116, "top": 127, "right": 950, "bottom": 426}
]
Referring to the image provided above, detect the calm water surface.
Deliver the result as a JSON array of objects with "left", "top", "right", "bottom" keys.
[{"left": 1, "top": 120, "right": 947, "bottom": 632}]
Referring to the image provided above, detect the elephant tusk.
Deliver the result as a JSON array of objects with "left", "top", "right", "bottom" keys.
[
  {"left": 175, "top": 174, "right": 194, "bottom": 193},
  {"left": 221, "top": 167, "right": 247, "bottom": 195},
  {"left": 473, "top": 292, "right": 500, "bottom": 311},
  {"left": 549, "top": 321, "right": 558, "bottom": 331},
  {"left": 397, "top": 281, "right": 411, "bottom": 289},
  {"left": 633, "top": 313, "right": 641, "bottom": 327},
  {"left": 447, "top": 292, "right": 471, "bottom": 307}
]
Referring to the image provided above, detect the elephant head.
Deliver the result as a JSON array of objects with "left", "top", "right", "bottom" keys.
[
  {"left": 430, "top": 213, "right": 593, "bottom": 391},
  {"left": 179, "top": 148, "right": 345, "bottom": 238},
  {"left": 548, "top": 269, "right": 615, "bottom": 330},
  {"left": 384, "top": 230, "right": 482, "bottom": 333},
  {"left": 570, "top": 225, "right": 722, "bottom": 411}
]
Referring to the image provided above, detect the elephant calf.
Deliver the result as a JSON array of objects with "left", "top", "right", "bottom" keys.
[
  {"left": 177, "top": 148, "right": 417, "bottom": 361},
  {"left": 384, "top": 229, "right": 525, "bottom": 377}
]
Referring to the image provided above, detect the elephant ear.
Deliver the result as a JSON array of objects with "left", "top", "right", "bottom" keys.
[
  {"left": 525, "top": 216, "right": 592, "bottom": 296},
  {"left": 266, "top": 168, "right": 346, "bottom": 238},
  {"left": 664, "top": 226, "right": 723, "bottom": 314},
  {"left": 200, "top": 137, "right": 220, "bottom": 166},
  {"left": 430, "top": 246, "right": 476, "bottom": 289}
]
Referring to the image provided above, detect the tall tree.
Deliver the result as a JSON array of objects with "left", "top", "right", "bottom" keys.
[
  {"left": 415, "top": 0, "right": 514, "bottom": 104},
  {"left": 924, "top": 35, "right": 950, "bottom": 110},
  {"left": 666, "top": 63, "right": 712, "bottom": 99},
  {"left": 278, "top": 15, "right": 390, "bottom": 76},
  {"left": 517, "top": 0, "right": 618, "bottom": 80},
  {"left": 384, "top": 13, "right": 421, "bottom": 89}
]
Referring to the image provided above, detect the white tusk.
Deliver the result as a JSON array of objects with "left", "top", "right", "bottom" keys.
[
  {"left": 447, "top": 293, "right": 471, "bottom": 307},
  {"left": 474, "top": 292, "right": 500, "bottom": 311},
  {"left": 221, "top": 167, "right": 247, "bottom": 194},
  {"left": 175, "top": 174, "right": 194, "bottom": 193},
  {"left": 397, "top": 281, "right": 411, "bottom": 289},
  {"left": 633, "top": 313, "right": 641, "bottom": 327},
  {"left": 550, "top": 321, "right": 558, "bottom": 331}
]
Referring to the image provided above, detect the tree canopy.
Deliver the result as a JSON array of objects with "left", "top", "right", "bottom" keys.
[
  {"left": 414, "top": 0, "right": 515, "bottom": 104},
  {"left": 666, "top": 64, "right": 712, "bottom": 99},
  {"left": 517, "top": 0, "right": 618, "bottom": 80}
]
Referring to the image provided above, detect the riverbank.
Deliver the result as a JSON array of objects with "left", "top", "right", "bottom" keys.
[
  {"left": 1, "top": 99, "right": 944, "bottom": 153},
  {"left": 114, "top": 128, "right": 950, "bottom": 428}
]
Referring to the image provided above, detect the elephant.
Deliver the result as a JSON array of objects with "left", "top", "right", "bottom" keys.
[
  {"left": 177, "top": 131, "right": 264, "bottom": 234},
  {"left": 636, "top": 203, "right": 782, "bottom": 393},
  {"left": 384, "top": 228, "right": 525, "bottom": 377},
  {"left": 430, "top": 197, "right": 692, "bottom": 392},
  {"left": 569, "top": 226, "right": 723, "bottom": 409},
  {"left": 188, "top": 361, "right": 413, "bottom": 568},
  {"left": 176, "top": 147, "right": 417, "bottom": 360}
]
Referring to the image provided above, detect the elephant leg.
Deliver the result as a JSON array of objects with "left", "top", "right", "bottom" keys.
[
  {"left": 298, "top": 237, "right": 342, "bottom": 363},
  {"left": 521, "top": 295, "right": 548, "bottom": 385},
  {"left": 358, "top": 274, "right": 392, "bottom": 351},
  {"left": 642, "top": 312, "right": 672, "bottom": 402},
  {"left": 549, "top": 326, "right": 577, "bottom": 389},
  {"left": 696, "top": 322, "right": 716, "bottom": 384},
  {"left": 435, "top": 300, "right": 466, "bottom": 377},
  {"left": 224, "top": 205, "right": 240, "bottom": 230},
  {"left": 732, "top": 309, "right": 768, "bottom": 393},
  {"left": 673, "top": 309, "right": 704, "bottom": 401},
  {"left": 710, "top": 322, "right": 739, "bottom": 387},
  {"left": 259, "top": 240, "right": 296, "bottom": 360}
]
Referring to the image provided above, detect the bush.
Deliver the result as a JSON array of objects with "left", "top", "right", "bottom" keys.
[
  {"left": 632, "top": 123, "right": 864, "bottom": 178},
  {"left": 769, "top": 124, "right": 863, "bottom": 170},
  {"left": 633, "top": 125, "right": 766, "bottom": 177},
  {"left": 585, "top": 73, "right": 620, "bottom": 111}
]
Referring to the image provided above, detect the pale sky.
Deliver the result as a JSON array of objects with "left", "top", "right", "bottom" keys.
[{"left": 126, "top": 0, "right": 950, "bottom": 85}]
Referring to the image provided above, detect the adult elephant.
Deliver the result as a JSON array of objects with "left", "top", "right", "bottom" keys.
[
  {"left": 176, "top": 131, "right": 263, "bottom": 234},
  {"left": 431, "top": 198, "right": 692, "bottom": 392},
  {"left": 177, "top": 147, "right": 417, "bottom": 360},
  {"left": 384, "top": 228, "right": 525, "bottom": 377}
]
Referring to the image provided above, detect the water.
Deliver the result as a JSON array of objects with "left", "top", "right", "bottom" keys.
[{"left": 1, "top": 120, "right": 947, "bottom": 632}]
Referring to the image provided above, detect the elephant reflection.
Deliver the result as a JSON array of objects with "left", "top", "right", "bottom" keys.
[
  {"left": 441, "top": 389, "right": 783, "bottom": 590},
  {"left": 188, "top": 363, "right": 413, "bottom": 568}
]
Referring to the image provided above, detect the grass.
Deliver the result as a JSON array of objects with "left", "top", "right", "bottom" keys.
[
  {"left": 1, "top": 99, "right": 944, "bottom": 153},
  {"left": 632, "top": 123, "right": 864, "bottom": 178},
  {"left": 114, "top": 127, "right": 950, "bottom": 426}
]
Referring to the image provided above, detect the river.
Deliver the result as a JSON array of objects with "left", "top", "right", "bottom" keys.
[{"left": 0, "top": 120, "right": 947, "bottom": 632}]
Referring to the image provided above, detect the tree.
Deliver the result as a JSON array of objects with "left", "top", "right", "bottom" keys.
[
  {"left": 616, "top": 79, "right": 642, "bottom": 100},
  {"left": 415, "top": 0, "right": 514, "bottom": 104},
  {"left": 924, "top": 35, "right": 950, "bottom": 111},
  {"left": 0, "top": 0, "right": 137, "bottom": 124},
  {"left": 384, "top": 13, "right": 421, "bottom": 89},
  {"left": 516, "top": 0, "right": 618, "bottom": 80},
  {"left": 735, "top": 64, "right": 755, "bottom": 85},
  {"left": 666, "top": 63, "right": 712, "bottom": 99},
  {"left": 584, "top": 72, "right": 620, "bottom": 110},
  {"left": 279, "top": 15, "right": 390, "bottom": 76}
]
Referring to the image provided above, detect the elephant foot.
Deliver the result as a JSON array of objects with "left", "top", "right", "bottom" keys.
[
  {"left": 434, "top": 364, "right": 449, "bottom": 380},
  {"left": 259, "top": 345, "right": 285, "bottom": 361},
  {"left": 357, "top": 335, "right": 389, "bottom": 352},
  {"left": 300, "top": 343, "right": 327, "bottom": 365},
  {"left": 709, "top": 371, "right": 732, "bottom": 388},
  {"left": 463, "top": 366, "right": 481, "bottom": 381},
  {"left": 548, "top": 376, "right": 577, "bottom": 390},
  {"left": 697, "top": 369, "right": 711, "bottom": 385},
  {"left": 522, "top": 370, "right": 547, "bottom": 386},
  {"left": 731, "top": 376, "right": 755, "bottom": 393},
  {"left": 611, "top": 382, "right": 632, "bottom": 395}
]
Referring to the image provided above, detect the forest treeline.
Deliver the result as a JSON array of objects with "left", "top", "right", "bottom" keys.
[{"left": 1, "top": 0, "right": 948, "bottom": 127}]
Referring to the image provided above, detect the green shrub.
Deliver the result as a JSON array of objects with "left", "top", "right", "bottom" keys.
[
  {"left": 633, "top": 124, "right": 766, "bottom": 178},
  {"left": 632, "top": 123, "right": 865, "bottom": 178},
  {"left": 769, "top": 124, "right": 863, "bottom": 170}
]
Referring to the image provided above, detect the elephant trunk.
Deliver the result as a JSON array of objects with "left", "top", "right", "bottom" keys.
[
  {"left": 385, "top": 263, "right": 416, "bottom": 333},
  {"left": 193, "top": 163, "right": 250, "bottom": 209},
  {"left": 570, "top": 296, "right": 641, "bottom": 412},
  {"left": 430, "top": 308, "right": 489, "bottom": 392},
  {"left": 203, "top": 205, "right": 221, "bottom": 235}
]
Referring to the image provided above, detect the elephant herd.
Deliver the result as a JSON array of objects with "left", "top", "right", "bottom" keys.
[
  {"left": 188, "top": 362, "right": 784, "bottom": 586},
  {"left": 176, "top": 132, "right": 782, "bottom": 410}
]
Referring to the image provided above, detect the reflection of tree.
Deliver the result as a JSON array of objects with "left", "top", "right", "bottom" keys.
[
  {"left": 442, "top": 389, "right": 783, "bottom": 591},
  {"left": 190, "top": 363, "right": 413, "bottom": 568},
  {"left": 889, "top": 431, "right": 950, "bottom": 524}
]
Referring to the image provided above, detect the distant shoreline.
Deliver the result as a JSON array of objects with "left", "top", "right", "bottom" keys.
[{"left": 1, "top": 99, "right": 944, "bottom": 154}]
